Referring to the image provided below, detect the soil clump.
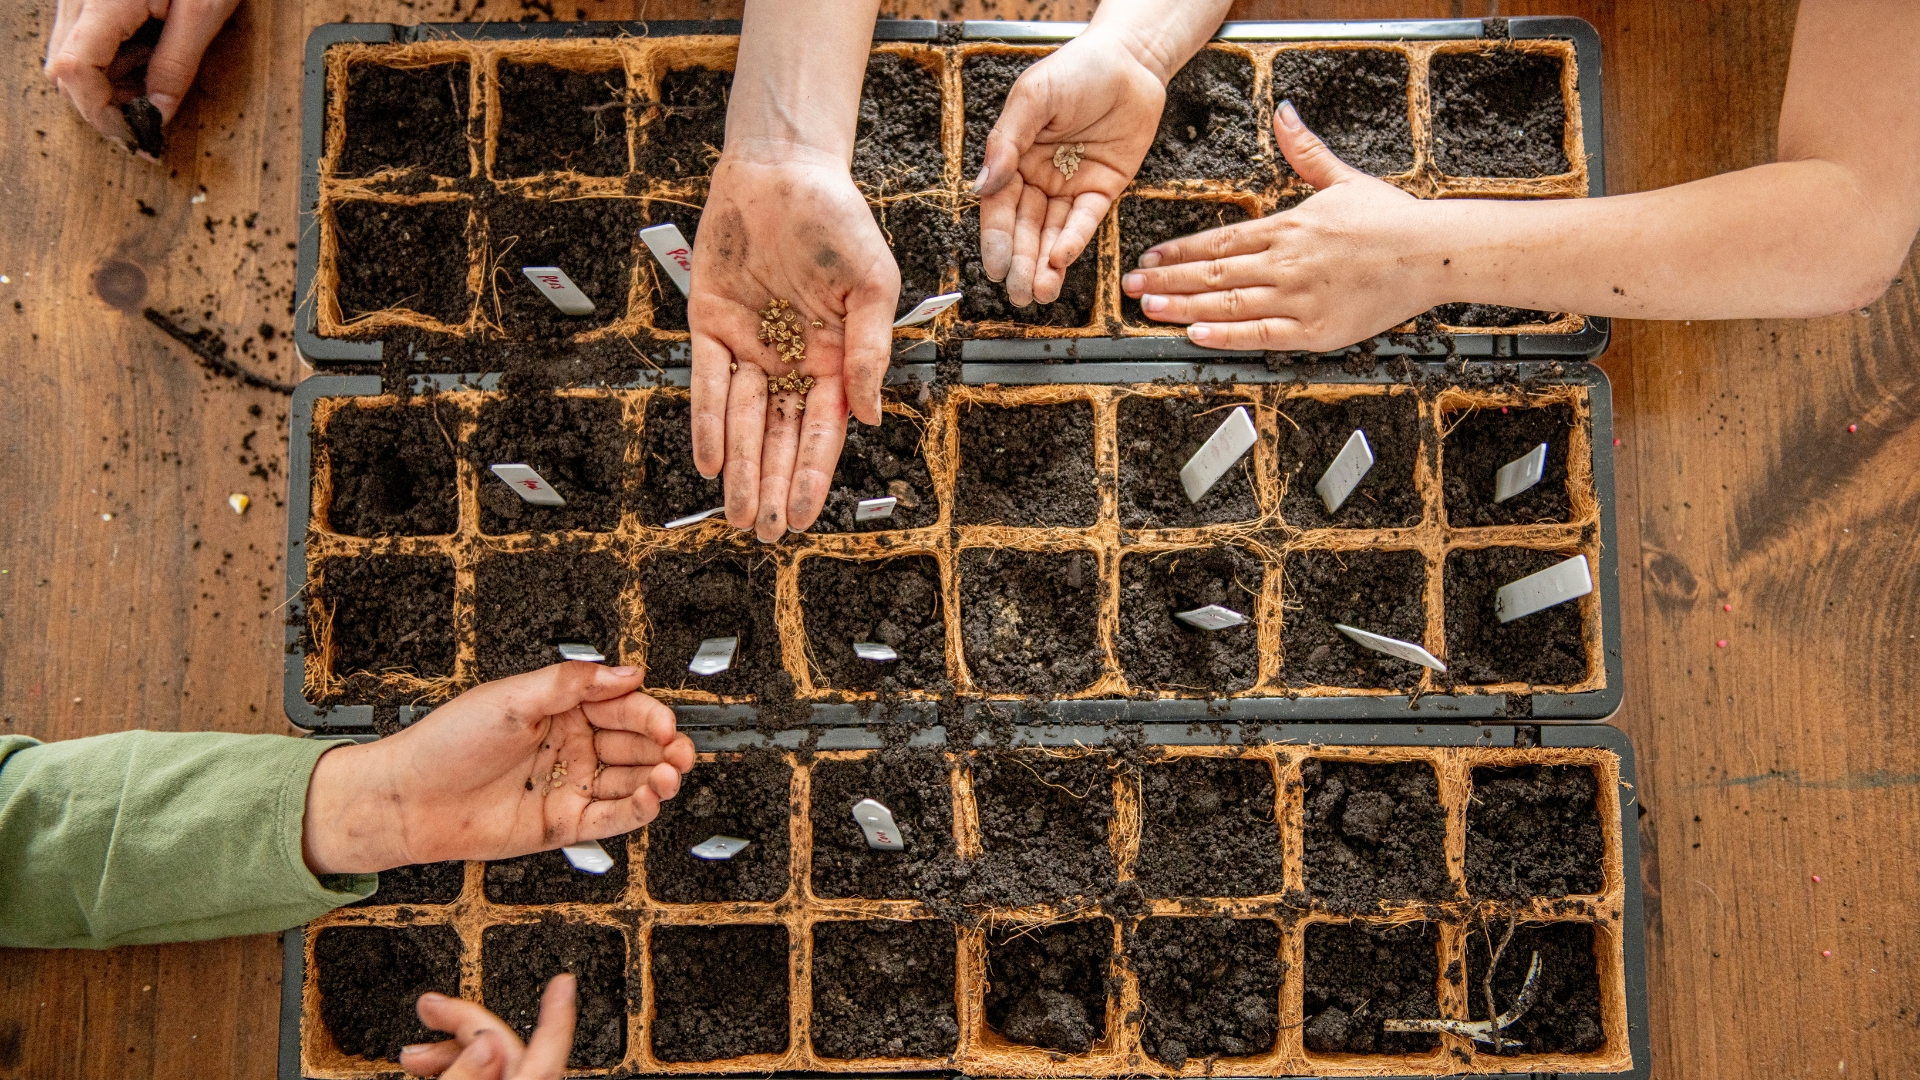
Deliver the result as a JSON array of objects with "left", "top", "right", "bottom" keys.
[
  {"left": 1135, "top": 757, "right": 1283, "bottom": 897},
  {"left": 1467, "top": 765, "right": 1604, "bottom": 898},
  {"left": 495, "top": 62, "right": 628, "bottom": 177},
  {"left": 954, "top": 401, "right": 1096, "bottom": 526},
  {"left": 810, "top": 921, "right": 960, "bottom": 1059},
  {"left": 340, "top": 62, "right": 471, "bottom": 178},
  {"left": 984, "top": 920, "right": 1112, "bottom": 1053},
  {"left": 1134, "top": 917, "right": 1280, "bottom": 1067},
  {"left": 650, "top": 924, "right": 791, "bottom": 1061},
  {"left": 1301, "top": 758, "right": 1450, "bottom": 908},
  {"left": 332, "top": 201, "right": 473, "bottom": 326},
  {"left": 800, "top": 555, "right": 948, "bottom": 693},
  {"left": 1430, "top": 48, "right": 1570, "bottom": 177},
  {"left": 1302, "top": 921, "right": 1440, "bottom": 1054},
  {"left": 968, "top": 752, "right": 1116, "bottom": 906}
]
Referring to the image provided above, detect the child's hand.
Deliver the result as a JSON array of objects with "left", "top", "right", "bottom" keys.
[{"left": 400, "top": 976, "right": 575, "bottom": 1080}]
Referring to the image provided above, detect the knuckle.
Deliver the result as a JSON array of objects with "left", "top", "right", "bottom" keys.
[{"left": 1202, "top": 260, "right": 1226, "bottom": 289}]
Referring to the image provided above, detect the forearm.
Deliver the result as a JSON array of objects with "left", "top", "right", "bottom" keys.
[
  {"left": 1086, "top": 0, "right": 1233, "bottom": 84},
  {"left": 727, "top": 0, "right": 882, "bottom": 163}
]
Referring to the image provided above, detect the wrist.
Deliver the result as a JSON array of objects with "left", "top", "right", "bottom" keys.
[
  {"left": 719, "top": 134, "right": 855, "bottom": 173},
  {"left": 1076, "top": 24, "right": 1177, "bottom": 85},
  {"left": 301, "top": 741, "right": 405, "bottom": 876}
]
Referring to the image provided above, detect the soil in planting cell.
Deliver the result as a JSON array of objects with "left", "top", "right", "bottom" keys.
[
  {"left": 1135, "top": 917, "right": 1281, "bottom": 1067},
  {"left": 319, "top": 554, "right": 455, "bottom": 688},
  {"left": 481, "top": 920, "right": 627, "bottom": 1067},
  {"left": 318, "top": 398, "right": 459, "bottom": 537},
  {"left": 1301, "top": 758, "right": 1450, "bottom": 908},
  {"left": 351, "top": 860, "right": 465, "bottom": 907},
  {"left": 495, "top": 62, "right": 629, "bottom": 178},
  {"left": 639, "top": 550, "right": 783, "bottom": 698},
  {"left": 1115, "top": 546, "right": 1262, "bottom": 695},
  {"left": 488, "top": 196, "right": 640, "bottom": 339},
  {"left": 1281, "top": 549, "right": 1428, "bottom": 691},
  {"left": 642, "top": 200, "right": 699, "bottom": 331},
  {"left": 1465, "top": 921, "right": 1604, "bottom": 1054},
  {"left": 1116, "top": 390, "right": 1261, "bottom": 526},
  {"left": 651, "top": 924, "right": 791, "bottom": 1061},
  {"left": 1271, "top": 48, "right": 1414, "bottom": 178},
  {"left": 799, "top": 556, "right": 947, "bottom": 693},
  {"left": 331, "top": 200, "right": 473, "bottom": 326},
  {"left": 1135, "top": 757, "right": 1282, "bottom": 898},
  {"left": 645, "top": 748, "right": 792, "bottom": 903},
  {"left": 878, "top": 198, "right": 965, "bottom": 322},
  {"left": 809, "top": 750, "right": 958, "bottom": 900},
  {"left": 984, "top": 920, "right": 1112, "bottom": 1054},
  {"left": 484, "top": 834, "right": 630, "bottom": 904},
  {"left": 1117, "top": 200, "right": 1253, "bottom": 326},
  {"left": 637, "top": 66, "right": 729, "bottom": 181},
  {"left": 958, "top": 207, "right": 1098, "bottom": 327},
  {"left": 1302, "top": 921, "right": 1440, "bottom": 1055},
  {"left": 338, "top": 62, "right": 471, "bottom": 179},
  {"left": 636, "top": 395, "right": 722, "bottom": 524},
  {"left": 1441, "top": 402, "right": 1573, "bottom": 526},
  {"left": 810, "top": 921, "right": 959, "bottom": 1059},
  {"left": 1138, "top": 49, "right": 1263, "bottom": 184},
  {"left": 968, "top": 753, "right": 1116, "bottom": 906},
  {"left": 961, "top": 52, "right": 1033, "bottom": 180},
  {"left": 953, "top": 401, "right": 1096, "bottom": 527},
  {"left": 808, "top": 409, "right": 937, "bottom": 533},
  {"left": 1274, "top": 392, "right": 1424, "bottom": 530},
  {"left": 1433, "top": 301, "right": 1560, "bottom": 328},
  {"left": 1430, "top": 48, "right": 1571, "bottom": 178},
  {"left": 314, "top": 924, "right": 461, "bottom": 1062},
  {"left": 853, "top": 53, "right": 943, "bottom": 195},
  {"left": 1467, "top": 765, "right": 1605, "bottom": 899},
  {"left": 958, "top": 549, "right": 1102, "bottom": 697},
  {"left": 471, "top": 394, "right": 629, "bottom": 534},
  {"left": 474, "top": 549, "right": 625, "bottom": 681},
  {"left": 1443, "top": 547, "right": 1587, "bottom": 687}
]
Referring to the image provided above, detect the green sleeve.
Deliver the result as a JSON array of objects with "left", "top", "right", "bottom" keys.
[{"left": 0, "top": 731, "right": 376, "bottom": 949}]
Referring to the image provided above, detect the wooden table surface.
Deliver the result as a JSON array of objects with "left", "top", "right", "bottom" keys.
[{"left": 2, "top": 0, "right": 1915, "bottom": 1076}]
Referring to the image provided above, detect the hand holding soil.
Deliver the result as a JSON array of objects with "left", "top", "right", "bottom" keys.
[
  {"left": 398, "top": 977, "right": 576, "bottom": 1080},
  {"left": 44, "top": 0, "right": 240, "bottom": 154}
]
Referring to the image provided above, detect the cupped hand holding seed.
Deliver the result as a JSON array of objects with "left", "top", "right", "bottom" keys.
[
  {"left": 44, "top": 0, "right": 242, "bottom": 153},
  {"left": 400, "top": 976, "right": 575, "bottom": 1080}
]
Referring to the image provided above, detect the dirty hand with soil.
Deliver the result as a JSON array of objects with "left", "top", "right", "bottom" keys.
[
  {"left": 45, "top": 0, "right": 241, "bottom": 153},
  {"left": 399, "top": 976, "right": 578, "bottom": 1080}
]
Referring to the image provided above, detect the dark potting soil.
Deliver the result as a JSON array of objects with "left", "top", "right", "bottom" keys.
[
  {"left": 494, "top": 62, "right": 629, "bottom": 178},
  {"left": 642, "top": 200, "right": 699, "bottom": 330},
  {"left": 471, "top": 394, "right": 630, "bottom": 533},
  {"left": 1138, "top": 48, "right": 1263, "bottom": 184},
  {"left": 639, "top": 550, "right": 783, "bottom": 699},
  {"left": 331, "top": 200, "right": 473, "bottom": 325},
  {"left": 1442, "top": 403, "right": 1573, "bottom": 526},
  {"left": 958, "top": 208, "right": 1097, "bottom": 327},
  {"left": 1270, "top": 48, "right": 1414, "bottom": 178},
  {"left": 1429, "top": 48, "right": 1570, "bottom": 178},
  {"left": 1464, "top": 921, "right": 1604, "bottom": 1054},
  {"left": 122, "top": 97, "right": 165, "bottom": 158},
  {"left": 1274, "top": 392, "right": 1424, "bottom": 530},
  {"left": 1443, "top": 547, "right": 1587, "bottom": 687},
  {"left": 799, "top": 556, "right": 947, "bottom": 693},
  {"left": 1116, "top": 199, "right": 1253, "bottom": 326},
  {"left": 878, "top": 198, "right": 965, "bottom": 322},
  {"left": 1281, "top": 549, "right": 1428, "bottom": 690},
  {"left": 485, "top": 834, "right": 632, "bottom": 904},
  {"left": 474, "top": 548, "right": 625, "bottom": 681},
  {"left": 1433, "top": 302, "right": 1559, "bottom": 328},
  {"left": 650, "top": 924, "right": 791, "bottom": 1061},
  {"left": 853, "top": 53, "right": 944, "bottom": 195},
  {"left": 960, "top": 52, "right": 1028, "bottom": 180},
  {"left": 1115, "top": 546, "right": 1263, "bottom": 694},
  {"left": 953, "top": 401, "right": 1096, "bottom": 527},
  {"left": 319, "top": 398, "right": 458, "bottom": 537},
  {"left": 636, "top": 395, "right": 722, "bottom": 525},
  {"left": 968, "top": 753, "right": 1116, "bottom": 906},
  {"left": 1301, "top": 759, "right": 1450, "bottom": 908},
  {"left": 810, "top": 921, "right": 959, "bottom": 1059},
  {"left": 486, "top": 196, "right": 640, "bottom": 338},
  {"left": 1467, "top": 765, "right": 1604, "bottom": 899},
  {"left": 1302, "top": 921, "right": 1440, "bottom": 1055},
  {"left": 958, "top": 549, "right": 1102, "bottom": 697},
  {"left": 314, "top": 925, "right": 460, "bottom": 1062},
  {"left": 320, "top": 554, "right": 455, "bottom": 689},
  {"left": 984, "top": 920, "right": 1112, "bottom": 1054},
  {"left": 637, "top": 67, "right": 729, "bottom": 181},
  {"left": 645, "top": 748, "right": 792, "bottom": 903},
  {"left": 481, "top": 920, "right": 627, "bottom": 1068},
  {"left": 354, "top": 860, "right": 466, "bottom": 907},
  {"left": 1134, "top": 917, "right": 1280, "bottom": 1067},
  {"left": 809, "top": 750, "right": 958, "bottom": 900},
  {"left": 808, "top": 410, "right": 938, "bottom": 533},
  {"left": 339, "top": 62, "right": 471, "bottom": 178},
  {"left": 1135, "top": 757, "right": 1283, "bottom": 898},
  {"left": 1116, "top": 391, "right": 1262, "bottom": 526}
]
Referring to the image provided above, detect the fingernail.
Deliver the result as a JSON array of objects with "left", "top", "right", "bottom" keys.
[
  {"left": 1142, "top": 294, "right": 1166, "bottom": 313},
  {"left": 1138, "top": 251, "right": 1162, "bottom": 269},
  {"left": 971, "top": 165, "right": 989, "bottom": 191},
  {"left": 1277, "top": 100, "right": 1301, "bottom": 130},
  {"left": 1189, "top": 324, "right": 1211, "bottom": 342},
  {"left": 146, "top": 92, "right": 179, "bottom": 121},
  {"left": 610, "top": 665, "right": 638, "bottom": 677},
  {"left": 1123, "top": 272, "right": 1144, "bottom": 294},
  {"left": 401, "top": 1045, "right": 430, "bottom": 1056},
  {"left": 420, "top": 993, "right": 446, "bottom": 1003}
]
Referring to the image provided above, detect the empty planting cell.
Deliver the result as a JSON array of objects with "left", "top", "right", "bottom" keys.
[
  {"left": 485, "top": 833, "right": 630, "bottom": 904},
  {"left": 1135, "top": 757, "right": 1282, "bottom": 898},
  {"left": 636, "top": 395, "right": 722, "bottom": 525},
  {"left": 470, "top": 394, "right": 630, "bottom": 534},
  {"left": 1115, "top": 546, "right": 1263, "bottom": 694},
  {"left": 338, "top": 62, "right": 470, "bottom": 178},
  {"left": 1281, "top": 549, "right": 1428, "bottom": 690},
  {"left": 1302, "top": 922, "right": 1440, "bottom": 1055},
  {"left": 799, "top": 555, "right": 947, "bottom": 693},
  {"left": 809, "top": 751, "right": 957, "bottom": 900},
  {"left": 642, "top": 201, "right": 699, "bottom": 331},
  {"left": 807, "top": 409, "right": 937, "bottom": 533},
  {"left": 474, "top": 549, "right": 625, "bottom": 681},
  {"left": 318, "top": 554, "right": 455, "bottom": 691},
  {"left": 1441, "top": 402, "right": 1574, "bottom": 526},
  {"left": 481, "top": 921, "right": 627, "bottom": 1068},
  {"left": 639, "top": 550, "right": 782, "bottom": 698},
  {"left": 985, "top": 920, "right": 1112, "bottom": 1054},
  {"left": 954, "top": 401, "right": 1096, "bottom": 526},
  {"left": 494, "top": 62, "right": 629, "bottom": 178},
  {"left": 1270, "top": 48, "right": 1414, "bottom": 177},
  {"left": 878, "top": 198, "right": 965, "bottom": 323},
  {"left": 488, "top": 197, "right": 640, "bottom": 338},
  {"left": 1117, "top": 199, "right": 1253, "bottom": 326},
  {"left": 330, "top": 200, "right": 472, "bottom": 325},
  {"left": 1137, "top": 48, "right": 1262, "bottom": 183},
  {"left": 650, "top": 924, "right": 791, "bottom": 1061},
  {"left": 810, "top": 921, "right": 959, "bottom": 1059},
  {"left": 318, "top": 399, "right": 458, "bottom": 537},
  {"left": 637, "top": 66, "right": 730, "bottom": 181},
  {"left": 1301, "top": 758, "right": 1450, "bottom": 908},
  {"left": 969, "top": 753, "right": 1116, "bottom": 907},
  {"left": 1430, "top": 48, "right": 1571, "bottom": 177},
  {"left": 1274, "top": 392, "right": 1424, "bottom": 530},
  {"left": 961, "top": 51, "right": 1033, "bottom": 178},
  {"left": 314, "top": 925, "right": 461, "bottom": 1062},
  {"left": 1468, "top": 765, "right": 1605, "bottom": 899},
  {"left": 1116, "top": 390, "right": 1262, "bottom": 526},
  {"left": 1443, "top": 547, "right": 1588, "bottom": 686},
  {"left": 1134, "top": 918, "right": 1281, "bottom": 1068},
  {"left": 959, "top": 549, "right": 1102, "bottom": 696},
  {"left": 958, "top": 207, "right": 1097, "bottom": 327},
  {"left": 1433, "top": 302, "right": 1559, "bottom": 328},
  {"left": 1465, "top": 922, "right": 1605, "bottom": 1054},
  {"left": 645, "top": 748, "right": 792, "bottom": 903},
  {"left": 853, "top": 52, "right": 944, "bottom": 194},
  {"left": 352, "top": 861, "right": 465, "bottom": 907}
]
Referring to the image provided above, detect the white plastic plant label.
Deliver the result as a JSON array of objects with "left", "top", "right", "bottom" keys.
[
  {"left": 855, "top": 496, "right": 898, "bottom": 521},
  {"left": 638, "top": 224, "right": 694, "bottom": 297},
  {"left": 690, "top": 835, "right": 750, "bottom": 861},
  {"left": 1316, "top": 429, "right": 1375, "bottom": 512},
  {"left": 557, "top": 643, "right": 606, "bottom": 663},
  {"left": 853, "top": 642, "right": 898, "bottom": 662},
  {"left": 1493, "top": 442, "right": 1550, "bottom": 503},
  {"left": 561, "top": 840, "right": 614, "bottom": 874},
  {"left": 1179, "top": 405, "right": 1258, "bottom": 503},
  {"left": 892, "top": 291, "right": 963, "bottom": 328},
  {"left": 688, "top": 636, "right": 738, "bottom": 676},
  {"left": 1334, "top": 624, "right": 1448, "bottom": 672},
  {"left": 664, "top": 506, "right": 725, "bottom": 529},
  {"left": 851, "top": 798, "right": 906, "bottom": 851},
  {"left": 1494, "top": 555, "right": 1593, "bottom": 624},
  {"left": 490, "top": 463, "right": 567, "bottom": 506},
  {"left": 1174, "top": 605, "right": 1247, "bottom": 631},
  {"left": 521, "top": 267, "right": 596, "bottom": 315}
]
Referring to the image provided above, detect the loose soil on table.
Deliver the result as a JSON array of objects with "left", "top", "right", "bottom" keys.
[
  {"left": 806, "top": 410, "right": 938, "bottom": 533},
  {"left": 853, "top": 53, "right": 943, "bottom": 195},
  {"left": 319, "top": 399, "right": 459, "bottom": 537},
  {"left": 1281, "top": 549, "right": 1428, "bottom": 690},
  {"left": 1442, "top": 403, "right": 1573, "bottom": 526},
  {"left": 968, "top": 752, "right": 1116, "bottom": 907},
  {"left": 1135, "top": 757, "right": 1283, "bottom": 898},
  {"left": 799, "top": 555, "right": 947, "bottom": 693},
  {"left": 331, "top": 201, "right": 473, "bottom": 326},
  {"left": 1301, "top": 759, "right": 1450, "bottom": 908},
  {"left": 1433, "top": 302, "right": 1560, "bottom": 328},
  {"left": 984, "top": 920, "right": 1113, "bottom": 1053},
  {"left": 1271, "top": 48, "right": 1414, "bottom": 178},
  {"left": 1115, "top": 546, "right": 1263, "bottom": 694},
  {"left": 1116, "top": 200, "right": 1253, "bottom": 326},
  {"left": 1138, "top": 50, "right": 1262, "bottom": 184},
  {"left": 486, "top": 196, "right": 639, "bottom": 338},
  {"left": 809, "top": 750, "right": 958, "bottom": 900},
  {"left": 481, "top": 920, "right": 627, "bottom": 1067},
  {"left": 958, "top": 549, "right": 1102, "bottom": 696},
  {"left": 961, "top": 52, "right": 1030, "bottom": 180},
  {"left": 636, "top": 395, "right": 722, "bottom": 524},
  {"left": 645, "top": 748, "right": 792, "bottom": 903},
  {"left": 1115, "top": 391, "right": 1262, "bottom": 525},
  {"left": 641, "top": 200, "right": 699, "bottom": 330},
  {"left": 470, "top": 394, "right": 630, "bottom": 533},
  {"left": 1429, "top": 48, "right": 1570, "bottom": 178},
  {"left": 1443, "top": 547, "right": 1587, "bottom": 686},
  {"left": 474, "top": 548, "right": 625, "bottom": 681},
  {"left": 810, "top": 921, "right": 960, "bottom": 1059},
  {"left": 315, "top": 925, "right": 460, "bottom": 1062},
  {"left": 958, "top": 207, "right": 1098, "bottom": 327},
  {"left": 1274, "top": 393, "right": 1424, "bottom": 530},
  {"left": 640, "top": 550, "right": 783, "bottom": 698},
  {"left": 1302, "top": 921, "right": 1440, "bottom": 1055},
  {"left": 878, "top": 198, "right": 965, "bottom": 322},
  {"left": 495, "top": 62, "right": 629, "bottom": 178},
  {"left": 953, "top": 401, "right": 1096, "bottom": 527},
  {"left": 650, "top": 924, "right": 790, "bottom": 1061},
  {"left": 1467, "top": 765, "right": 1604, "bottom": 899},
  {"left": 354, "top": 860, "right": 465, "bottom": 907},
  {"left": 1464, "top": 921, "right": 1604, "bottom": 1054},
  {"left": 637, "top": 67, "right": 729, "bottom": 181},
  {"left": 320, "top": 554, "right": 456, "bottom": 694},
  {"left": 339, "top": 62, "right": 471, "bottom": 178},
  {"left": 1134, "top": 917, "right": 1281, "bottom": 1067},
  {"left": 485, "top": 833, "right": 631, "bottom": 904}
]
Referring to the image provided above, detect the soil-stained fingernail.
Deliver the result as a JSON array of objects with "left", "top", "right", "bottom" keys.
[
  {"left": 972, "top": 165, "right": 989, "bottom": 190},
  {"left": 1189, "top": 324, "right": 1212, "bottom": 342},
  {"left": 401, "top": 1045, "right": 431, "bottom": 1056},
  {"left": 1123, "top": 272, "right": 1145, "bottom": 293},
  {"left": 610, "top": 665, "right": 638, "bottom": 677},
  {"left": 1138, "top": 251, "right": 1162, "bottom": 269},
  {"left": 1277, "top": 100, "right": 1302, "bottom": 130},
  {"left": 1142, "top": 294, "right": 1167, "bottom": 313}
]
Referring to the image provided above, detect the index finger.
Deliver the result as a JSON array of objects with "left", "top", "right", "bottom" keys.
[
  {"left": 581, "top": 689, "right": 678, "bottom": 742},
  {"left": 475, "top": 662, "right": 646, "bottom": 726},
  {"left": 1138, "top": 218, "right": 1271, "bottom": 270}
]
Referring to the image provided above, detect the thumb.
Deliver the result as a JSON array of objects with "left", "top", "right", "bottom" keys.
[
  {"left": 1273, "top": 100, "right": 1366, "bottom": 192},
  {"left": 144, "top": 0, "right": 239, "bottom": 121},
  {"left": 976, "top": 70, "right": 1051, "bottom": 196}
]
